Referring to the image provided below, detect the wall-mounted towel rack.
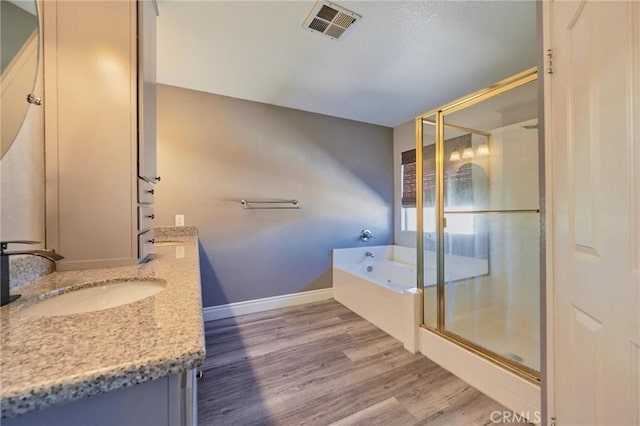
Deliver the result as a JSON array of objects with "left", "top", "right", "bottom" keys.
[{"left": 240, "top": 199, "right": 300, "bottom": 210}]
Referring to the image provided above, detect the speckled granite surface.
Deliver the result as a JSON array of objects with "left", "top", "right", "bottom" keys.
[
  {"left": 152, "top": 225, "right": 197, "bottom": 239},
  {"left": 0, "top": 234, "right": 205, "bottom": 419},
  {"left": 9, "top": 256, "right": 55, "bottom": 290}
]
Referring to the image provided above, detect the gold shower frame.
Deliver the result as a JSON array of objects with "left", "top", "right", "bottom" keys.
[{"left": 414, "top": 67, "right": 540, "bottom": 383}]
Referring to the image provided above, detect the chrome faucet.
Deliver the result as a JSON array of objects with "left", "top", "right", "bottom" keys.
[
  {"left": 360, "top": 229, "right": 376, "bottom": 242},
  {"left": 1, "top": 241, "right": 64, "bottom": 307},
  {"left": 365, "top": 251, "right": 374, "bottom": 258}
]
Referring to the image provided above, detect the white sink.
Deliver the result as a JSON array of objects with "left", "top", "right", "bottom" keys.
[{"left": 22, "top": 279, "right": 167, "bottom": 317}]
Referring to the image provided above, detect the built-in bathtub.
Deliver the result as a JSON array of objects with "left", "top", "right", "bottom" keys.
[
  {"left": 332, "top": 245, "right": 490, "bottom": 346},
  {"left": 332, "top": 245, "right": 419, "bottom": 345},
  {"left": 339, "top": 256, "right": 416, "bottom": 293}
]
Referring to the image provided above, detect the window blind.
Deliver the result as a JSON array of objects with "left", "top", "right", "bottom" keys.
[{"left": 401, "top": 134, "right": 471, "bottom": 208}]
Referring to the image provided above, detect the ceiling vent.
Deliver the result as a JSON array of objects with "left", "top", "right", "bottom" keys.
[{"left": 303, "top": 1, "right": 361, "bottom": 40}]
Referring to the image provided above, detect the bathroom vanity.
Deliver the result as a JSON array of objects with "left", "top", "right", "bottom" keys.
[
  {"left": 0, "top": 229, "right": 205, "bottom": 426},
  {"left": 0, "top": 1, "right": 202, "bottom": 422}
]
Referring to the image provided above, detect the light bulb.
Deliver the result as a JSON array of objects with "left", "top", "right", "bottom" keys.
[
  {"left": 476, "top": 143, "right": 490, "bottom": 156},
  {"left": 462, "top": 147, "right": 475, "bottom": 159},
  {"left": 449, "top": 150, "right": 461, "bottom": 161}
]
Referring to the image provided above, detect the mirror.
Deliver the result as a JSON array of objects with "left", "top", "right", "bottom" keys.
[{"left": 1, "top": 0, "right": 40, "bottom": 158}]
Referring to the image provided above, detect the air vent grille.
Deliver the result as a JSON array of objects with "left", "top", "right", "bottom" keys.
[
  {"left": 333, "top": 13, "right": 355, "bottom": 29},
  {"left": 309, "top": 18, "right": 330, "bottom": 33},
  {"left": 317, "top": 5, "right": 338, "bottom": 21},
  {"left": 303, "top": 1, "right": 361, "bottom": 40},
  {"left": 325, "top": 24, "right": 346, "bottom": 39}
]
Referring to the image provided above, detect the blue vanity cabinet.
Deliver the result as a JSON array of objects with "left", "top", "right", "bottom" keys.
[{"left": 3, "top": 369, "right": 198, "bottom": 426}]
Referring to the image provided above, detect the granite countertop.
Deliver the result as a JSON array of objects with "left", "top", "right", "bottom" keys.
[{"left": 0, "top": 227, "right": 205, "bottom": 419}]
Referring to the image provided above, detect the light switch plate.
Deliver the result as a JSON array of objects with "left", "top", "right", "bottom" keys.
[{"left": 175, "top": 214, "right": 184, "bottom": 227}]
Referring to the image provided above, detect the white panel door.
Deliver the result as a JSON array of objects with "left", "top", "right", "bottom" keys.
[{"left": 547, "top": 1, "right": 640, "bottom": 425}]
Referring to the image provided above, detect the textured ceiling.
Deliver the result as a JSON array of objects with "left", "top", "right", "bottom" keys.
[{"left": 157, "top": 1, "right": 537, "bottom": 128}]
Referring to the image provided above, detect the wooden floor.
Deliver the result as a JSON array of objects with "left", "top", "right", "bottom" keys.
[{"left": 198, "top": 299, "right": 526, "bottom": 426}]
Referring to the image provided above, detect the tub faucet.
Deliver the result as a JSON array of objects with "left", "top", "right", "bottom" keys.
[
  {"left": 360, "top": 229, "right": 376, "bottom": 242},
  {"left": 365, "top": 251, "right": 374, "bottom": 258},
  {"left": 1, "top": 241, "right": 64, "bottom": 307}
]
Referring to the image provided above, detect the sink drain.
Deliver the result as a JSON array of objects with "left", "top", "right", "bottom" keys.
[{"left": 504, "top": 353, "right": 524, "bottom": 363}]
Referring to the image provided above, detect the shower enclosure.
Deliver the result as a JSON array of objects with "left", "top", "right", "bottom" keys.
[{"left": 414, "top": 68, "right": 541, "bottom": 382}]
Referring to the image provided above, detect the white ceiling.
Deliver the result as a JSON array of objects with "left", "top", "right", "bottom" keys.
[{"left": 157, "top": 1, "right": 538, "bottom": 128}]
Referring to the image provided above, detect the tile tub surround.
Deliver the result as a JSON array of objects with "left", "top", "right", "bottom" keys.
[{"left": 0, "top": 236, "right": 205, "bottom": 419}]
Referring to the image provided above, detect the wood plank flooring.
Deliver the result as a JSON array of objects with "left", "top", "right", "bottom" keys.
[{"left": 198, "top": 299, "right": 528, "bottom": 425}]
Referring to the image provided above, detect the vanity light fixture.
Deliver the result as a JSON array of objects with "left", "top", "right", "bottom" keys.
[
  {"left": 449, "top": 149, "right": 461, "bottom": 162},
  {"left": 476, "top": 143, "right": 490, "bottom": 156},
  {"left": 462, "top": 147, "right": 475, "bottom": 159}
]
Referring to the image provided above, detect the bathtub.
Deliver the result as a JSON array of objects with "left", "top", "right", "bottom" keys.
[
  {"left": 342, "top": 260, "right": 416, "bottom": 293},
  {"left": 332, "top": 245, "right": 489, "bottom": 346},
  {"left": 333, "top": 245, "right": 420, "bottom": 345}
]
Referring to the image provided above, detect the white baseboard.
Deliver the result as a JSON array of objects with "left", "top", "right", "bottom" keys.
[{"left": 202, "top": 288, "right": 334, "bottom": 322}]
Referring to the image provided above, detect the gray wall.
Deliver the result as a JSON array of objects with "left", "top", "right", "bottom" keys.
[
  {"left": 156, "top": 85, "right": 394, "bottom": 307},
  {"left": 393, "top": 120, "right": 416, "bottom": 247}
]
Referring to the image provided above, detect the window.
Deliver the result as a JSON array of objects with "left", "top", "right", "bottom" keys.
[{"left": 401, "top": 134, "right": 476, "bottom": 235}]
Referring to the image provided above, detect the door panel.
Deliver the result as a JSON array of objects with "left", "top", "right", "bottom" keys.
[
  {"left": 549, "top": 1, "right": 639, "bottom": 425},
  {"left": 566, "top": 2, "right": 600, "bottom": 256},
  {"left": 570, "top": 306, "right": 602, "bottom": 426}
]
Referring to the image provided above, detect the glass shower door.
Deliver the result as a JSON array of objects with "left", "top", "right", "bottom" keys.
[
  {"left": 440, "top": 80, "right": 541, "bottom": 373},
  {"left": 415, "top": 69, "right": 541, "bottom": 380},
  {"left": 419, "top": 114, "right": 438, "bottom": 329}
]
